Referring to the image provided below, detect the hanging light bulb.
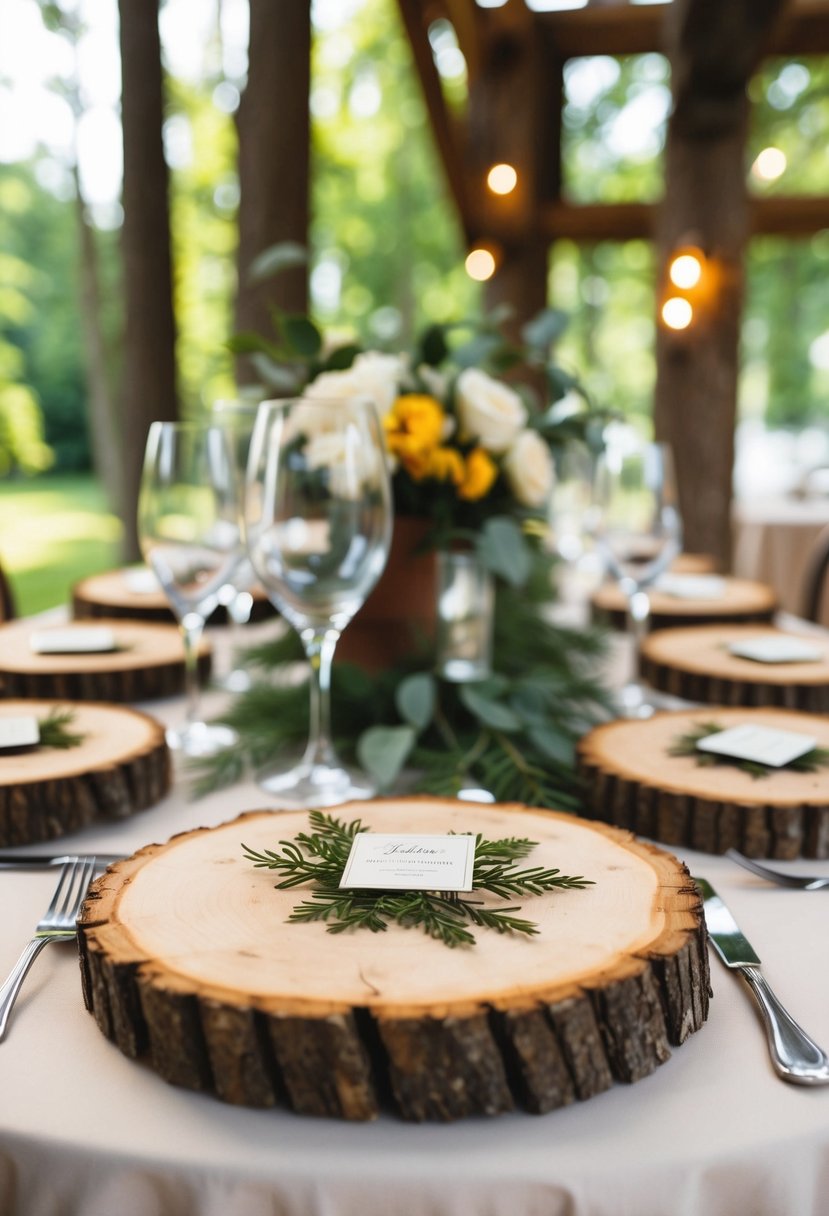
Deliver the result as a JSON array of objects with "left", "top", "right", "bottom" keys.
[
  {"left": 486, "top": 163, "right": 518, "bottom": 195},
  {"left": 662, "top": 297, "right": 694, "bottom": 330},
  {"left": 465, "top": 246, "right": 497, "bottom": 281},
  {"left": 669, "top": 252, "right": 703, "bottom": 290}
]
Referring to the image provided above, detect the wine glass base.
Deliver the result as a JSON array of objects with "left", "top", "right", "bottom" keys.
[
  {"left": 215, "top": 668, "right": 253, "bottom": 694},
  {"left": 166, "top": 721, "right": 239, "bottom": 758},
  {"left": 615, "top": 681, "right": 657, "bottom": 720},
  {"left": 256, "top": 759, "right": 375, "bottom": 810}
]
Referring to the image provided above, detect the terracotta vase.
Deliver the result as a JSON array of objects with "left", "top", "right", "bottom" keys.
[{"left": 337, "top": 516, "right": 437, "bottom": 672}]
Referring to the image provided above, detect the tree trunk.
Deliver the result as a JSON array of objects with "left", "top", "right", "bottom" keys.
[
  {"left": 118, "top": 0, "right": 179, "bottom": 561},
  {"left": 654, "top": 0, "right": 788, "bottom": 569},
  {"left": 234, "top": 0, "right": 311, "bottom": 383}
]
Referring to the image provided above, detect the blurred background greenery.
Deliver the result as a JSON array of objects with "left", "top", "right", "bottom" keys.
[{"left": 1, "top": 0, "right": 828, "bottom": 613}]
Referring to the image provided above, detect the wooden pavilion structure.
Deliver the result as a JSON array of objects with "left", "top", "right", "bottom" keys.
[{"left": 394, "top": 0, "right": 829, "bottom": 565}]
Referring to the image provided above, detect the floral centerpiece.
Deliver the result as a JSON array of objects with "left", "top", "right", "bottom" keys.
[{"left": 194, "top": 271, "right": 613, "bottom": 806}]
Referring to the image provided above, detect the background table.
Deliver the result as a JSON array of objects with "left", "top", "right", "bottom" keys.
[
  {"left": 1, "top": 621, "right": 828, "bottom": 1216},
  {"left": 732, "top": 496, "right": 829, "bottom": 623}
]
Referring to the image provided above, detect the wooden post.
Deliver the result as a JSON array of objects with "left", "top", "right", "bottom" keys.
[
  {"left": 118, "top": 0, "right": 179, "bottom": 561},
  {"left": 234, "top": 0, "right": 311, "bottom": 383},
  {"left": 654, "top": 0, "right": 788, "bottom": 569}
]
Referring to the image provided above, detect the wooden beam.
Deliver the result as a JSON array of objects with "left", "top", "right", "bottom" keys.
[
  {"left": 394, "top": 0, "right": 474, "bottom": 241},
  {"left": 535, "top": 195, "right": 829, "bottom": 242},
  {"left": 538, "top": 0, "right": 829, "bottom": 59}
]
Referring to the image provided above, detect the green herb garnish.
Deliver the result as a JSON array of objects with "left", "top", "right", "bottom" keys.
[
  {"left": 243, "top": 810, "right": 593, "bottom": 949},
  {"left": 669, "top": 721, "right": 829, "bottom": 780}
]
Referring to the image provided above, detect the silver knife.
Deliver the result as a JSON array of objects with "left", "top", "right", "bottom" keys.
[
  {"left": 696, "top": 877, "right": 829, "bottom": 1085},
  {"left": 0, "top": 851, "right": 122, "bottom": 870}
]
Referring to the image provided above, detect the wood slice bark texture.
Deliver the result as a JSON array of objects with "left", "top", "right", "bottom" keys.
[
  {"left": 639, "top": 624, "right": 829, "bottom": 712},
  {"left": 591, "top": 576, "right": 776, "bottom": 632},
  {"left": 0, "top": 699, "right": 170, "bottom": 845},
  {"left": 72, "top": 570, "right": 276, "bottom": 625},
  {"left": 578, "top": 707, "right": 829, "bottom": 860},
  {"left": 77, "top": 798, "right": 709, "bottom": 1122},
  {"left": 0, "top": 619, "right": 210, "bottom": 702}
]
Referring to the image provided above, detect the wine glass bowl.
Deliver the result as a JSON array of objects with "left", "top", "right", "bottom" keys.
[
  {"left": 594, "top": 437, "right": 682, "bottom": 716},
  {"left": 245, "top": 397, "right": 392, "bottom": 807},
  {"left": 137, "top": 421, "right": 242, "bottom": 756}
]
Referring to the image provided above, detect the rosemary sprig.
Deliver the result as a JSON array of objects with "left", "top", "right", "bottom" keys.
[
  {"left": 242, "top": 810, "right": 593, "bottom": 948},
  {"left": 669, "top": 721, "right": 829, "bottom": 780},
  {"left": 37, "top": 708, "right": 86, "bottom": 750}
]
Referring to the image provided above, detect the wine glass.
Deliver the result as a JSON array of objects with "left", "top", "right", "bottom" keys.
[
  {"left": 593, "top": 435, "right": 682, "bottom": 717},
  {"left": 210, "top": 399, "right": 261, "bottom": 693},
  {"left": 137, "top": 420, "right": 242, "bottom": 756},
  {"left": 245, "top": 396, "right": 392, "bottom": 807}
]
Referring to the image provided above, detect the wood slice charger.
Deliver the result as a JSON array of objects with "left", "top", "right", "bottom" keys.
[
  {"left": 0, "top": 699, "right": 170, "bottom": 845},
  {"left": 72, "top": 568, "right": 275, "bottom": 625},
  {"left": 578, "top": 706, "right": 829, "bottom": 859},
  {"left": 78, "top": 797, "right": 709, "bottom": 1123},
  {"left": 591, "top": 575, "right": 776, "bottom": 632},
  {"left": 639, "top": 624, "right": 829, "bottom": 712},
  {"left": 0, "top": 618, "right": 210, "bottom": 702}
]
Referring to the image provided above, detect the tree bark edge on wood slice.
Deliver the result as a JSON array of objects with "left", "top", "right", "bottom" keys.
[
  {"left": 0, "top": 618, "right": 210, "bottom": 703},
  {"left": 578, "top": 707, "right": 829, "bottom": 860},
  {"left": 0, "top": 698, "right": 171, "bottom": 845},
  {"left": 77, "top": 798, "right": 710, "bottom": 1122}
]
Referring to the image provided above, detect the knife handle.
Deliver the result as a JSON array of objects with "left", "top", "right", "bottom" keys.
[{"left": 740, "top": 965, "right": 829, "bottom": 1085}]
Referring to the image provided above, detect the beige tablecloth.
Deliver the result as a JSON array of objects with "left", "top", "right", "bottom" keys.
[
  {"left": 1, "top": 622, "right": 828, "bottom": 1216},
  {"left": 732, "top": 496, "right": 829, "bottom": 622}
]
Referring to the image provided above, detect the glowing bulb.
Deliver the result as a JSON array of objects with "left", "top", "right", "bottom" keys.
[
  {"left": 487, "top": 163, "right": 518, "bottom": 195},
  {"left": 465, "top": 247, "right": 497, "bottom": 281},
  {"left": 662, "top": 297, "right": 693, "bottom": 330},
  {"left": 752, "top": 146, "right": 787, "bottom": 181},
  {"left": 669, "top": 253, "right": 702, "bottom": 290}
]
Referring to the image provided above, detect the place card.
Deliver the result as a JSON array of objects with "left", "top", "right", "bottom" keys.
[
  {"left": 655, "top": 574, "right": 726, "bottom": 600},
  {"left": 696, "top": 723, "right": 817, "bottom": 768},
  {"left": 340, "top": 833, "right": 475, "bottom": 892},
  {"left": 728, "top": 636, "right": 824, "bottom": 664},
  {"left": 122, "top": 567, "right": 161, "bottom": 595},
  {"left": 0, "top": 716, "right": 40, "bottom": 751},
  {"left": 30, "top": 627, "right": 117, "bottom": 655}
]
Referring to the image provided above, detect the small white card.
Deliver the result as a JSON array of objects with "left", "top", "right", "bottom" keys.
[
  {"left": 728, "top": 636, "right": 824, "bottom": 664},
  {"left": 697, "top": 724, "right": 817, "bottom": 768},
  {"left": 340, "top": 833, "right": 475, "bottom": 892},
  {"left": 30, "top": 627, "right": 117, "bottom": 655},
  {"left": 655, "top": 574, "right": 726, "bottom": 600},
  {"left": 0, "top": 716, "right": 40, "bottom": 751},
  {"left": 122, "top": 567, "right": 160, "bottom": 595}
]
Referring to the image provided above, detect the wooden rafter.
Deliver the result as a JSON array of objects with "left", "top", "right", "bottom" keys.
[{"left": 540, "top": 195, "right": 829, "bottom": 242}]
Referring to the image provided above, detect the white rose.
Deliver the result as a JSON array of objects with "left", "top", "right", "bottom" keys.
[
  {"left": 303, "top": 351, "right": 406, "bottom": 420},
  {"left": 304, "top": 423, "right": 384, "bottom": 500},
  {"left": 455, "top": 368, "right": 527, "bottom": 454},
  {"left": 503, "top": 429, "right": 555, "bottom": 509}
]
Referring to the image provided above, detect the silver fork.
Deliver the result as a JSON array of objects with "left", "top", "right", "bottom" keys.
[
  {"left": 0, "top": 855, "right": 96, "bottom": 1041},
  {"left": 726, "top": 848, "right": 829, "bottom": 891}
]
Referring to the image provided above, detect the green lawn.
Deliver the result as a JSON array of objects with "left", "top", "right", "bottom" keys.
[{"left": 0, "top": 474, "right": 123, "bottom": 617}]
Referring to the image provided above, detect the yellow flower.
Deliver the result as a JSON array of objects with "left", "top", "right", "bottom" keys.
[
  {"left": 383, "top": 394, "right": 445, "bottom": 462},
  {"left": 458, "top": 447, "right": 498, "bottom": 501},
  {"left": 425, "top": 446, "right": 465, "bottom": 485}
]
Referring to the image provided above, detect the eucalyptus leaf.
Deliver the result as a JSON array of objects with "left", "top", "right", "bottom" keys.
[
  {"left": 521, "top": 308, "right": 569, "bottom": 352},
  {"left": 417, "top": 324, "right": 450, "bottom": 367},
  {"left": 546, "top": 365, "right": 581, "bottom": 403},
  {"left": 250, "top": 354, "right": 302, "bottom": 392},
  {"left": 460, "top": 687, "right": 522, "bottom": 732},
  {"left": 476, "top": 517, "right": 532, "bottom": 587},
  {"left": 323, "top": 343, "right": 362, "bottom": 371},
  {"left": 396, "top": 673, "right": 436, "bottom": 730},
  {"left": 247, "top": 241, "right": 308, "bottom": 285},
  {"left": 279, "top": 315, "right": 323, "bottom": 359},
  {"left": 227, "top": 331, "right": 275, "bottom": 356},
  {"left": 527, "top": 724, "right": 575, "bottom": 767},
  {"left": 357, "top": 725, "right": 416, "bottom": 790}
]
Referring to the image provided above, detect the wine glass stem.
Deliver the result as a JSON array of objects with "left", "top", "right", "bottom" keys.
[
  {"left": 180, "top": 611, "right": 205, "bottom": 727},
  {"left": 301, "top": 626, "right": 340, "bottom": 769},
  {"left": 626, "top": 587, "right": 651, "bottom": 679}
]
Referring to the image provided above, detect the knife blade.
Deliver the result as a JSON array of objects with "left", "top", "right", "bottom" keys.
[
  {"left": 0, "top": 851, "right": 122, "bottom": 870},
  {"left": 695, "top": 877, "right": 829, "bottom": 1085}
]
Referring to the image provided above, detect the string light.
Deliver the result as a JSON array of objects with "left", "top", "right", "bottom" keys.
[
  {"left": 668, "top": 252, "right": 702, "bottom": 290},
  {"left": 662, "top": 297, "right": 693, "bottom": 331},
  {"left": 486, "top": 163, "right": 518, "bottom": 195},
  {"left": 752, "top": 147, "right": 787, "bottom": 182},
  {"left": 465, "top": 246, "right": 497, "bottom": 281}
]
